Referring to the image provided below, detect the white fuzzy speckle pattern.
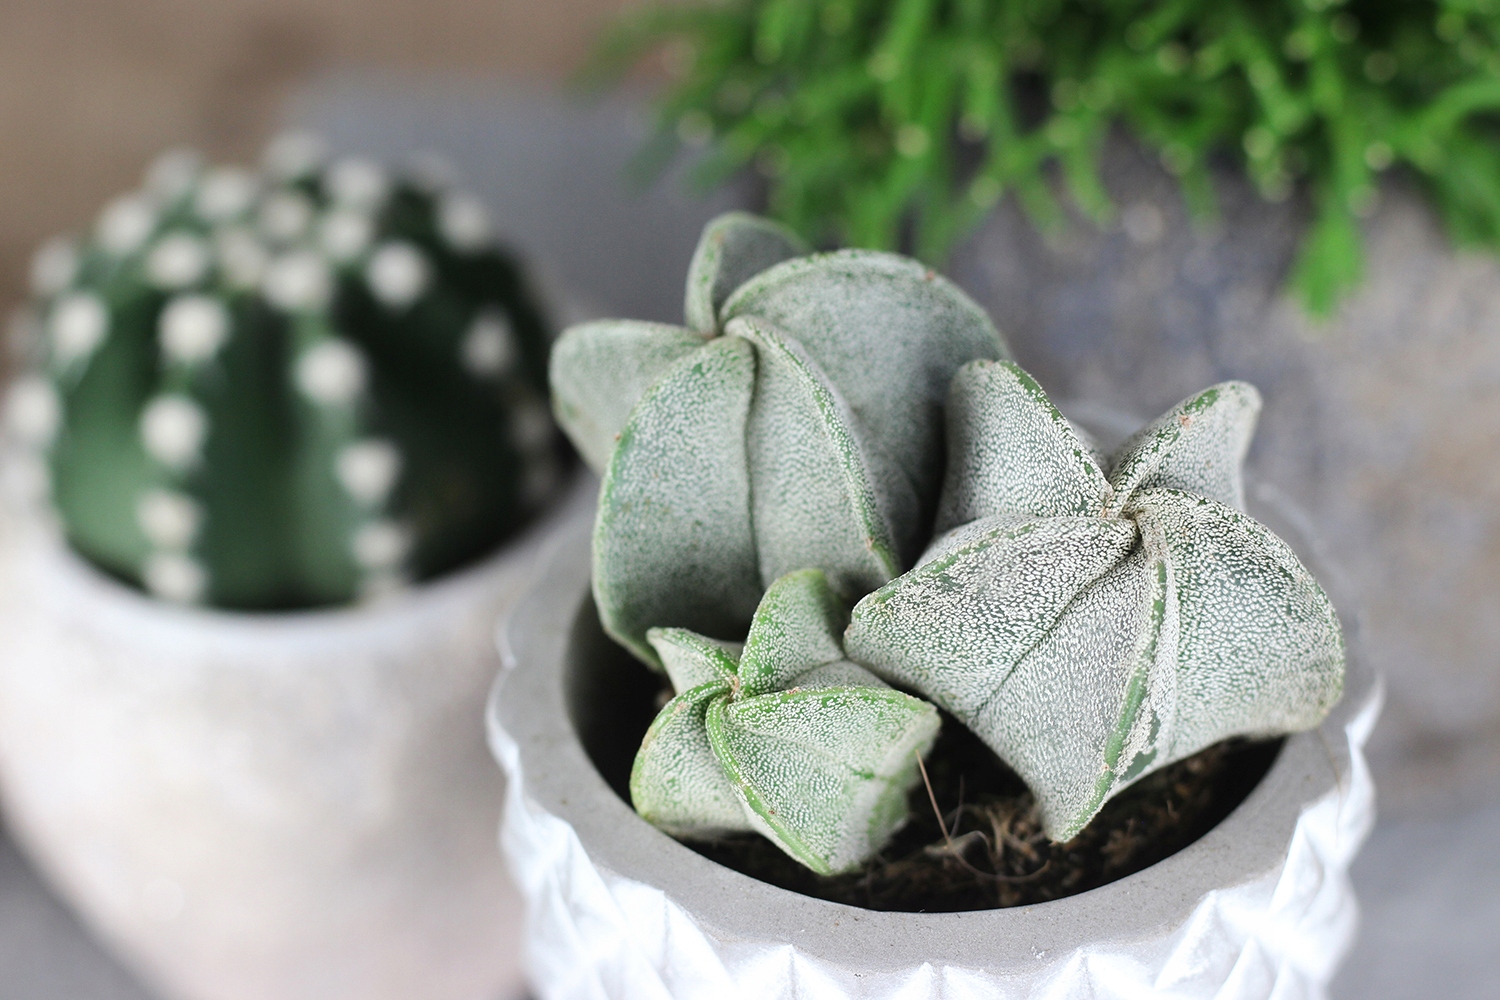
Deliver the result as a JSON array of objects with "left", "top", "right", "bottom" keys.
[
  {"left": 145, "top": 148, "right": 203, "bottom": 201},
  {"left": 847, "top": 360, "right": 1345, "bottom": 840},
  {"left": 631, "top": 570, "right": 940, "bottom": 874},
  {"left": 351, "top": 519, "right": 411, "bottom": 571},
  {"left": 592, "top": 337, "right": 763, "bottom": 665},
  {"left": 215, "top": 229, "right": 269, "bottom": 289},
  {"left": 146, "top": 234, "right": 211, "bottom": 290},
  {"left": 553, "top": 213, "right": 1008, "bottom": 667},
  {"left": 259, "top": 191, "right": 315, "bottom": 244}
]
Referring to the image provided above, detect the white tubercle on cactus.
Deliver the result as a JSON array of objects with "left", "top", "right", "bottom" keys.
[
  {"left": 96, "top": 196, "right": 156, "bottom": 255},
  {"left": 294, "top": 339, "right": 367, "bottom": 406},
  {"left": 264, "top": 252, "right": 334, "bottom": 313},
  {"left": 5, "top": 376, "right": 61, "bottom": 448},
  {"left": 327, "top": 158, "right": 389, "bottom": 211},
  {"left": 437, "top": 194, "right": 491, "bottom": 252},
  {"left": 145, "top": 148, "right": 203, "bottom": 201},
  {"left": 49, "top": 294, "right": 109, "bottom": 365},
  {"left": 194, "top": 167, "right": 258, "bottom": 222},
  {"left": 262, "top": 131, "right": 328, "bottom": 180},
  {"left": 335, "top": 439, "right": 402, "bottom": 506},
  {"left": 142, "top": 551, "right": 208, "bottom": 603},
  {"left": 146, "top": 234, "right": 211, "bottom": 290},
  {"left": 845, "top": 360, "right": 1346, "bottom": 841},
  {"left": 159, "top": 295, "right": 230, "bottom": 365},
  {"left": 550, "top": 211, "right": 1009, "bottom": 666},
  {"left": 259, "top": 191, "right": 315, "bottom": 244},
  {"left": 461, "top": 310, "right": 516, "bottom": 376},
  {"left": 631, "top": 569, "right": 941, "bottom": 875},
  {"left": 139, "top": 394, "right": 209, "bottom": 470},
  {"left": 351, "top": 519, "right": 411, "bottom": 571},
  {"left": 30, "top": 239, "right": 78, "bottom": 297},
  {"left": 319, "top": 210, "right": 375, "bottom": 263},
  {"left": 215, "top": 229, "right": 269, "bottom": 289},
  {"left": 135, "top": 488, "right": 203, "bottom": 550},
  {"left": 366, "top": 242, "right": 431, "bottom": 309}
]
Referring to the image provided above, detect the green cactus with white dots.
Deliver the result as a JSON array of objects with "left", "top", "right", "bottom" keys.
[{"left": 7, "top": 135, "right": 564, "bottom": 609}]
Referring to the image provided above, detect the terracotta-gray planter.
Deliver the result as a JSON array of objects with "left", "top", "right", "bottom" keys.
[
  {"left": 489, "top": 483, "right": 1378, "bottom": 1000},
  {"left": 0, "top": 474, "right": 592, "bottom": 1000}
]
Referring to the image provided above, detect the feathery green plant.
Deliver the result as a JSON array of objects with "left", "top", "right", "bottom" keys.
[
  {"left": 7, "top": 136, "right": 563, "bottom": 609},
  {"left": 845, "top": 360, "right": 1346, "bottom": 839},
  {"left": 592, "top": 0, "right": 1500, "bottom": 315}
]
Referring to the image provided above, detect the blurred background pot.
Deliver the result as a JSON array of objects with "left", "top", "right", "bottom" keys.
[
  {"left": 489, "top": 492, "right": 1379, "bottom": 1000},
  {"left": 0, "top": 473, "right": 591, "bottom": 1000}
]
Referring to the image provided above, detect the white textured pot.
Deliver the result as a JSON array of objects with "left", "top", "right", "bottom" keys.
[
  {"left": 0, "top": 472, "right": 594, "bottom": 1000},
  {"left": 489, "top": 484, "right": 1379, "bottom": 1000}
]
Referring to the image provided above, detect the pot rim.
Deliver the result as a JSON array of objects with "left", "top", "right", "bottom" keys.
[
  {"left": 489, "top": 493, "right": 1379, "bottom": 972},
  {"left": 1, "top": 468, "right": 591, "bottom": 643}
]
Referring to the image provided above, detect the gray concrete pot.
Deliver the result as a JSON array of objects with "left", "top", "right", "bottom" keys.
[
  {"left": 0, "top": 474, "right": 593, "bottom": 1000},
  {"left": 489, "top": 486, "right": 1378, "bottom": 1000}
]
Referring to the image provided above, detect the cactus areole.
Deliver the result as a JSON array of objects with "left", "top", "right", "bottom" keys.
[
  {"left": 551, "top": 212, "right": 1345, "bottom": 879},
  {"left": 9, "top": 137, "right": 564, "bottom": 610}
]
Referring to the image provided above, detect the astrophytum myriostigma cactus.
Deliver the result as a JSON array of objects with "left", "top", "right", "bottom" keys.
[
  {"left": 845, "top": 361, "right": 1346, "bottom": 841},
  {"left": 5, "top": 136, "right": 561, "bottom": 608},
  {"left": 631, "top": 568, "right": 940, "bottom": 874},
  {"left": 550, "top": 212, "right": 1008, "bottom": 665}
]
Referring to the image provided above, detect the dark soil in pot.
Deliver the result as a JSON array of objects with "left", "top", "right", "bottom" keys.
[{"left": 567, "top": 595, "right": 1280, "bottom": 914}]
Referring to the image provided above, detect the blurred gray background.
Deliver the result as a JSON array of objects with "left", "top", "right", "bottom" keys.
[{"left": 1, "top": 8, "right": 1497, "bottom": 996}]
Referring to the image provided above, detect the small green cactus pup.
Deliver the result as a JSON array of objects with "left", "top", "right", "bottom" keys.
[
  {"left": 631, "top": 568, "right": 940, "bottom": 875},
  {"left": 7, "top": 137, "right": 561, "bottom": 608},
  {"left": 845, "top": 361, "right": 1346, "bottom": 841},
  {"left": 550, "top": 212, "right": 1009, "bottom": 665}
]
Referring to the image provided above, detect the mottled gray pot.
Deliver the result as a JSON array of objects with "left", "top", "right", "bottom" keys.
[
  {"left": 489, "top": 488, "right": 1379, "bottom": 1000},
  {"left": 0, "top": 475, "right": 593, "bottom": 1000}
]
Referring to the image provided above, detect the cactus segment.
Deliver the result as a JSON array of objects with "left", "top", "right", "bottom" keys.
[
  {"left": 630, "top": 569, "right": 941, "bottom": 875},
  {"left": 593, "top": 337, "right": 761, "bottom": 667},
  {"left": 11, "top": 139, "right": 561, "bottom": 609},
  {"left": 549, "top": 320, "right": 709, "bottom": 473},
  {"left": 846, "top": 360, "right": 1345, "bottom": 841},
  {"left": 683, "top": 212, "right": 807, "bottom": 333},
  {"left": 551, "top": 212, "right": 1009, "bottom": 665}
]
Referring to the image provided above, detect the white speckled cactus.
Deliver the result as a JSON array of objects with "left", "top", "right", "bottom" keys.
[
  {"left": 845, "top": 361, "right": 1346, "bottom": 840},
  {"left": 6, "top": 137, "right": 562, "bottom": 609},
  {"left": 550, "top": 212, "right": 1009, "bottom": 665},
  {"left": 631, "top": 568, "right": 940, "bottom": 874}
]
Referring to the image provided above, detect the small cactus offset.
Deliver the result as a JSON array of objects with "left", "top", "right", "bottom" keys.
[
  {"left": 7, "top": 135, "right": 563, "bottom": 609},
  {"left": 550, "top": 212, "right": 1008, "bottom": 666},
  {"left": 846, "top": 361, "right": 1346, "bottom": 841},
  {"left": 631, "top": 568, "right": 940, "bottom": 875}
]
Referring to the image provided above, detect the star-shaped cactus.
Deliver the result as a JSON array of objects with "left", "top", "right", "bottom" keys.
[
  {"left": 845, "top": 360, "right": 1345, "bottom": 841},
  {"left": 630, "top": 568, "right": 940, "bottom": 875},
  {"left": 550, "top": 212, "right": 1008, "bottom": 666}
]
